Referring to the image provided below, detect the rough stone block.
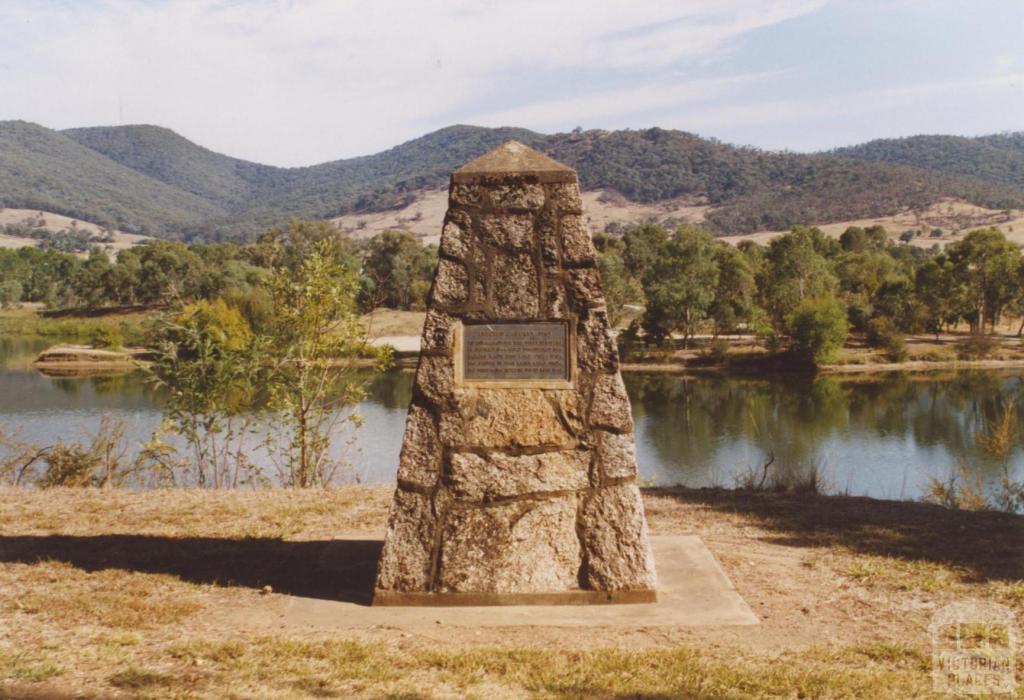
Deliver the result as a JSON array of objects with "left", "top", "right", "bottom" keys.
[
  {"left": 565, "top": 267, "right": 604, "bottom": 309},
  {"left": 576, "top": 309, "right": 619, "bottom": 374},
  {"left": 439, "top": 218, "right": 471, "bottom": 260},
  {"left": 420, "top": 309, "right": 457, "bottom": 354},
  {"left": 537, "top": 211, "right": 560, "bottom": 268},
  {"left": 479, "top": 213, "right": 534, "bottom": 252},
  {"left": 414, "top": 354, "right": 456, "bottom": 410},
  {"left": 375, "top": 489, "right": 437, "bottom": 591},
  {"left": 439, "top": 389, "right": 579, "bottom": 449},
  {"left": 430, "top": 258, "right": 469, "bottom": 307},
  {"left": 450, "top": 184, "right": 484, "bottom": 208},
  {"left": 542, "top": 273, "right": 570, "bottom": 318},
  {"left": 595, "top": 430, "right": 638, "bottom": 480},
  {"left": 560, "top": 214, "right": 595, "bottom": 266},
  {"left": 547, "top": 182, "right": 583, "bottom": 213},
  {"left": 580, "top": 484, "right": 657, "bottom": 591},
  {"left": 490, "top": 251, "right": 539, "bottom": 318},
  {"left": 438, "top": 496, "right": 581, "bottom": 593},
  {"left": 396, "top": 403, "right": 442, "bottom": 488},
  {"left": 589, "top": 372, "right": 633, "bottom": 433},
  {"left": 489, "top": 183, "right": 545, "bottom": 210},
  {"left": 448, "top": 450, "right": 589, "bottom": 501},
  {"left": 466, "top": 245, "right": 488, "bottom": 307}
]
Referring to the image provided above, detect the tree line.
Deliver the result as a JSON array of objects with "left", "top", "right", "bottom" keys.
[
  {"left": 3, "top": 216, "right": 1024, "bottom": 368},
  {"left": 596, "top": 223, "right": 1024, "bottom": 364},
  {"left": 0, "top": 223, "right": 438, "bottom": 322}
]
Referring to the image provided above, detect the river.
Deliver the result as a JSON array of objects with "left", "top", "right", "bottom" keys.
[{"left": 2, "top": 336, "right": 1022, "bottom": 501}]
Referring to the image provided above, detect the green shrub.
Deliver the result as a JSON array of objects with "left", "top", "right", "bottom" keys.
[
  {"left": 119, "top": 320, "right": 149, "bottom": 347},
  {"left": 866, "top": 317, "right": 907, "bottom": 362},
  {"left": 171, "top": 299, "right": 252, "bottom": 351},
  {"left": 0, "top": 280, "right": 23, "bottom": 309},
  {"left": 787, "top": 296, "right": 848, "bottom": 365},
  {"left": 222, "top": 286, "right": 275, "bottom": 335},
  {"left": 90, "top": 324, "right": 124, "bottom": 349}
]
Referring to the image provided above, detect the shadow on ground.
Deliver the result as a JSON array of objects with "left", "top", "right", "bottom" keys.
[
  {"left": 0, "top": 535, "right": 383, "bottom": 604},
  {"left": 646, "top": 487, "right": 1024, "bottom": 582}
]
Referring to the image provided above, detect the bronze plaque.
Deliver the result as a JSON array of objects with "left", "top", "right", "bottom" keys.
[{"left": 462, "top": 322, "right": 569, "bottom": 382}]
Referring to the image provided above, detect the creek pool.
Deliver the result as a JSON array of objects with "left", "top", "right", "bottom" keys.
[{"left": 2, "top": 336, "right": 1022, "bottom": 501}]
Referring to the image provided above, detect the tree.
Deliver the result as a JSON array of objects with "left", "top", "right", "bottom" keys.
[
  {"left": 148, "top": 298, "right": 261, "bottom": 488},
  {"left": 642, "top": 227, "right": 719, "bottom": 346},
  {"left": 0, "top": 280, "right": 22, "bottom": 309},
  {"left": 915, "top": 256, "right": 962, "bottom": 336},
  {"left": 254, "top": 219, "right": 361, "bottom": 273},
  {"left": 839, "top": 225, "right": 888, "bottom": 253},
  {"left": 263, "top": 239, "right": 388, "bottom": 486},
  {"left": 834, "top": 250, "right": 895, "bottom": 330},
  {"left": 622, "top": 224, "right": 668, "bottom": 280},
  {"left": 360, "top": 230, "right": 437, "bottom": 310},
  {"left": 946, "top": 228, "right": 1022, "bottom": 332},
  {"left": 787, "top": 296, "right": 848, "bottom": 365},
  {"left": 758, "top": 228, "right": 838, "bottom": 329},
  {"left": 69, "top": 249, "right": 113, "bottom": 307},
  {"left": 597, "top": 249, "right": 643, "bottom": 329},
  {"left": 709, "top": 243, "right": 755, "bottom": 336}
]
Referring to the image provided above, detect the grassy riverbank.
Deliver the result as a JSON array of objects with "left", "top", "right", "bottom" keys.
[
  {"left": 0, "top": 487, "right": 1020, "bottom": 698},
  {"left": 0, "top": 306, "right": 154, "bottom": 344},
  {"left": 8, "top": 306, "right": 1024, "bottom": 377}
]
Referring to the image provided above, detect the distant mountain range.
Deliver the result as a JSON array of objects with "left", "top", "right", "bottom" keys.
[{"left": 1, "top": 120, "right": 1022, "bottom": 242}]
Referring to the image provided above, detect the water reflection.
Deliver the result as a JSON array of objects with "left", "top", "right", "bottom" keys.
[
  {"left": 627, "top": 372, "right": 1024, "bottom": 499},
  {"left": 0, "top": 351, "right": 1021, "bottom": 499}
]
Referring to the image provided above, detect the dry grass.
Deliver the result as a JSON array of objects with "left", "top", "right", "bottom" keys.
[
  {"left": 1, "top": 562, "right": 201, "bottom": 629},
  {"left": 0, "top": 208, "right": 151, "bottom": 254},
  {"left": 362, "top": 308, "right": 426, "bottom": 339},
  {"left": 330, "top": 189, "right": 1024, "bottom": 254},
  {"left": 331, "top": 188, "right": 710, "bottom": 247},
  {"left": 141, "top": 637, "right": 938, "bottom": 700},
  {"left": 721, "top": 198, "right": 1024, "bottom": 249},
  {"left": 0, "top": 486, "right": 1020, "bottom": 698},
  {"left": 0, "top": 486, "right": 391, "bottom": 539}
]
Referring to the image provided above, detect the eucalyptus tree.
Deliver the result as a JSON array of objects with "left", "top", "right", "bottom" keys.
[
  {"left": 946, "top": 227, "right": 1022, "bottom": 332},
  {"left": 758, "top": 227, "right": 839, "bottom": 330},
  {"left": 642, "top": 226, "right": 719, "bottom": 346}
]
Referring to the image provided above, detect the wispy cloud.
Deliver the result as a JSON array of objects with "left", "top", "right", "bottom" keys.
[
  {"left": 676, "top": 73, "right": 1024, "bottom": 148},
  {"left": 1, "top": 1, "right": 1020, "bottom": 162},
  {"left": 0, "top": 0, "right": 824, "bottom": 164},
  {"left": 467, "top": 70, "right": 789, "bottom": 131}
]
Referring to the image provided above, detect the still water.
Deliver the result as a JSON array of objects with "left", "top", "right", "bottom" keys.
[{"left": 2, "top": 336, "right": 1022, "bottom": 500}]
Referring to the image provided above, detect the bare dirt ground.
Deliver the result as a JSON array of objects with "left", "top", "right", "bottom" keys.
[
  {"left": 333, "top": 190, "right": 1023, "bottom": 251},
  {"left": 0, "top": 487, "right": 1019, "bottom": 698},
  {"left": 721, "top": 198, "right": 1024, "bottom": 249},
  {"left": 332, "top": 189, "right": 710, "bottom": 246}
]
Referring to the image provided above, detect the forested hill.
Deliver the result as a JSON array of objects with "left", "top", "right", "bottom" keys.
[
  {"left": 834, "top": 133, "right": 1024, "bottom": 191},
  {"left": 2, "top": 120, "right": 1022, "bottom": 242}
]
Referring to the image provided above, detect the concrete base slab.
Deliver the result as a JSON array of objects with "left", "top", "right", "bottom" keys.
[{"left": 268, "top": 535, "right": 757, "bottom": 628}]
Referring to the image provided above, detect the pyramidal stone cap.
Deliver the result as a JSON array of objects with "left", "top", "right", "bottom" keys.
[{"left": 451, "top": 140, "right": 578, "bottom": 185}]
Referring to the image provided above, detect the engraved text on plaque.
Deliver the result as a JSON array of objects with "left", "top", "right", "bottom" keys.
[{"left": 461, "top": 322, "right": 569, "bottom": 382}]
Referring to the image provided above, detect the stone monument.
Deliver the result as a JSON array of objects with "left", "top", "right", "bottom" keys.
[{"left": 373, "top": 141, "right": 657, "bottom": 605}]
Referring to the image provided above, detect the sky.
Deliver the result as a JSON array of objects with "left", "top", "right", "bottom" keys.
[{"left": 1, "top": 0, "right": 1022, "bottom": 166}]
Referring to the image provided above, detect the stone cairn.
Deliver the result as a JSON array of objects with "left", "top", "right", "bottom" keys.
[{"left": 373, "top": 141, "right": 657, "bottom": 605}]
